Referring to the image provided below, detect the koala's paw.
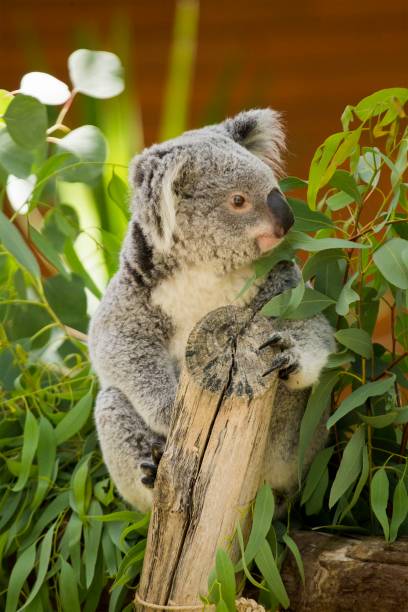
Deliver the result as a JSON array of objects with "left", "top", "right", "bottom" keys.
[
  {"left": 140, "top": 441, "right": 165, "bottom": 489},
  {"left": 260, "top": 332, "right": 300, "bottom": 381},
  {"left": 260, "top": 330, "right": 328, "bottom": 390}
]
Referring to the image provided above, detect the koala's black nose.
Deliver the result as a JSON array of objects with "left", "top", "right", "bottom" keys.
[{"left": 266, "top": 189, "right": 294, "bottom": 236}]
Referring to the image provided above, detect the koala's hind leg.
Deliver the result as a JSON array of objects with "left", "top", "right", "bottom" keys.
[{"left": 94, "top": 387, "right": 165, "bottom": 512}]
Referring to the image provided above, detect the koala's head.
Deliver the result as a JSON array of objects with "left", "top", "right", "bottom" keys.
[{"left": 130, "top": 109, "right": 294, "bottom": 271}]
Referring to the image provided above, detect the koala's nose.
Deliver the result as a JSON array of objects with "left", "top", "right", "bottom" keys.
[{"left": 266, "top": 189, "right": 294, "bottom": 237}]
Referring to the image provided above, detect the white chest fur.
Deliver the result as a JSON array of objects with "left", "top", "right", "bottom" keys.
[{"left": 151, "top": 264, "right": 259, "bottom": 363}]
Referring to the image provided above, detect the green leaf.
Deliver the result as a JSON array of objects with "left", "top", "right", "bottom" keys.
[
  {"left": 335, "top": 272, "right": 359, "bottom": 316},
  {"left": 68, "top": 49, "right": 125, "bottom": 99},
  {"left": 84, "top": 501, "right": 103, "bottom": 588},
  {"left": 4, "top": 94, "right": 47, "bottom": 150},
  {"left": 0, "top": 89, "right": 13, "bottom": 125},
  {"left": 70, "top": 454, "right": 92, "bottom": 516},
  {"left": 329, "top": 170, "right": 361, "bottom": 203},
  {"left": 354, "top": 88, "right": 408, "bottom": 121},
  {"left": 31, "top": 416, "right": 56, "bottom": 510},
  {"left": 44, "top": 274, "right": 88, "bottom": 332},
  {"left": 279, "top": 176, "right": 307, "bottom": 192},
  {"left": 301, "top": 446, "right": 334, "bottom": 505},
  {"left": 287, "top": 230, "right": 368, "bottom": 252},
  {"left": 55, "top": 390, "right": 93, "bottom": 444},
  {"left": 235, "top": 484, "right": 274, "bottom": 571},
  {"left": 298, "top": 370, "right": 339, "bottom": 477},
  {"left": 288, "top": 197, "right": 334, "bottom": 233},
  {"left": 326, "top": 190, "right": 355, "bottom": 212},
  {"left": 285, "top": 288, "right": 336, "bottom": 319},
  {"left": 57, "top": 125, "right": 107, "bottom": 183},
  {"left": 282, "top": 532, "right": 305, "bottom": 585},
  {"left": 357, "top": 411, "right": 398, "bottom": 428},
  {"left": 390, "top": 477, "right": 408, "bottom": 542},
  {"left": 0, "top": 129, "right": 34, "bottom": 177},
  {"left": 21, "top": 522, "right": 55, "bottom": 609},
  {"left": 371, "top": 468, "right": 390, "bottom": 540},
  {"left": 20, "top": 72, "right": 71, "bottom": 105},
  {"left": 0, "top": 210, "right": 40, "bottom": 277},
  {"left": 302, "top": 249, "right": 346, "bottom": 281},
  {"left": 5, "top": 542, "right": 36, "bottom": 612},
  {"left": 305, "top": 467, "right": 329, "bottom": 515},
  {"left": 329, "top": 427, "right": 365, "bottom": 508},
  {"left": 30, "top": 227, "right": 69, "bottom": 278},
  {"left": 215, "top": 549, "right": 236, "bottom": 612},
  {"left": 12, "top": 410, "right": 39, "bottom": 492},
  {"left": 373, "top": 238, "right": 408, "bottom": 290},
  {"left": 59, "top": 558, "right": 81, "bottom": 612},
  {"left": 339, "top": 444, "right": 369, "bottom": 521},
  {"left": 255, "top": 540, "right": 289, "bottom": 609},
  {"left": 335, "top": 328, "right": 372, "bottom": 358},
  {"left": 357, "top": 147, "right": 382, "bottom": 187},
  {"left": 307, "top": 130, "right": 361, "bottom": 209},
  {"left": 327, "top": 375, "right": 396, "bottom": 428},
  {"left": 108, "top": 170, "right": 129, "bottom": 217},
  {"left": 394, "top": 406, "right": 408, "bottom": 424}
]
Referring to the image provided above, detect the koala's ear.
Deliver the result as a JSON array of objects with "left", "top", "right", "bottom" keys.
[
  {"left": 130, "top": 152, "right": 184, "bottom": 253},
  {"left": 223, "top": 108, "right": 285, "bottom": 173}
]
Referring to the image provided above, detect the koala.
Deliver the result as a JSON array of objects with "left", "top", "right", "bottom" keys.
[{"left": 88, "top": 109, "right": 335, "bottom": 513}]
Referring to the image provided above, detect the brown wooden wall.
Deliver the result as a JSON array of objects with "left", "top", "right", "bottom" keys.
[{"left": 1, "top": 0, "right": 407, "bottom": 177}]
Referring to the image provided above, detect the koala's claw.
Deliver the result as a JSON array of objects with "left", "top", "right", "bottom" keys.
[
  {"left": 262, "top": 351, "right": 299, "bottom": 379},
  {"left": 140, "top": 441, "right": 165, "bottom": 489},
  {"left": 259, "top": 332, "right": 292, "bottom": 351}
]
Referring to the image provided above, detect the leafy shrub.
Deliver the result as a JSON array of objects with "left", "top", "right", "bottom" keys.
[
  {"left": 207, "top": 88, "right": 408, "bottom": 610},
  {"left": 0, "top": 46, "right": 407, "bottom": 612}
]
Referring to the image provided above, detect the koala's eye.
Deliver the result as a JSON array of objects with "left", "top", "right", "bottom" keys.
[
  {"left": 228, "top": 193, "right": 252, "bottom": 213},
  {"left": 232, "top": 194, "right": 245, "bottom": 207}
]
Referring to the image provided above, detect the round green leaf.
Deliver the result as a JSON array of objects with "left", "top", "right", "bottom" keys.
[
  {"left": 20, "top": 72, "right": 71, "bottom": 105},
  {"left": 56, "top": 125, "right": 107, "bottom": 183},
  {"left": 68, "top": 49, "right": 125, "bottom": 99},
  {"left": 0, "top": 129, "right": 34, "bottom": 178},
  {"left": 0, "top": 89, "right": 13, "bottom": 126},
  {"left": 4, "top": 94, "right": 47, "bottom": 150},
  {"left": 373, "top": 237, "right": 408, "bottom": 289}
]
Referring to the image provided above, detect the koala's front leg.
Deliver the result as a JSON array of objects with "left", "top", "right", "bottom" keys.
[{"left": 260, "top": 314, "right": 335, "bottom": 390}]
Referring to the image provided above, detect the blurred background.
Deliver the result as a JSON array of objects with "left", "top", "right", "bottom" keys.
[{"left": 1, "top": 0, "right": 407, "bottom": 179}]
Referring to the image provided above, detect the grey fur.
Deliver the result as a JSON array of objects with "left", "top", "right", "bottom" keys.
[{"left": 89, "top": 109, "right": 335, "bottom": 512}]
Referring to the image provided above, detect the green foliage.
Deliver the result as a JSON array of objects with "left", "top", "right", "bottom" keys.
[
  {"left": 0, "top": 21, "right": 407, "bottom": 611},
  {"left": 210, "top": 86, "right": 408, "bottom": 606}
]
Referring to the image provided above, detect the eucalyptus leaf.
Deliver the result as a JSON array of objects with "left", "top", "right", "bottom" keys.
[
  {"left": 370, "top": 469, "right": 390, "bottom": 540},
  {"left": 4, "top": 94, "right": 47, "bottom": 150},
  {"left": 0, "top": 129, "right": 34, "bottom": 177},
  {"left": 57, "top": 125, "right": 107, "bottom": 183},
  {"left": 335, "top": 328, "right": 372, "bottom": 358},
  {"left": 329, "top": 169, "right": 361, "bottom": 203},
  {"left": 0, "top": 211, "right": 40, "bottom": 277},
  {"left": 327, "top": 374, "right": 396, "bottom": 428},
  {"left": 390, "top": 477, "right": 408, "bottom": 542},
  {"left": 373, "top": 238, "right": 408, "bottom": 290},
  {"left": 20, "top": 72, "right": 71, "bottom": 105},
  {"left": 329, "top": 427, "right": 365, "bottom": 508},
  {"left": 335, "top": 272, "right": 359, "bottom": 316},
  {"left": 68, "top": 49, "right": 125, "bottom": 99}
]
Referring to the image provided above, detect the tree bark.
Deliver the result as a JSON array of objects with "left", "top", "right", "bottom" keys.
[
  {"left": 136, "top": 305, "right": 279, "bottom": 610},
  {"left": 281, "top": 530, "right": 408, "bottom": 612}
]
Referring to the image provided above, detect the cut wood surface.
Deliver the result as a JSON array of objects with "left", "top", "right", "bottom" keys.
[
  {"left": 136, "top": 305, "right": 279, "bottom": 610},
  {"left": 281, "top": 530, "right": 408, "bottom": 612}
]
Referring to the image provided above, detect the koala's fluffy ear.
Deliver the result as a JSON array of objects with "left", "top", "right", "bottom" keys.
[
  {"left": 130, "top": 152, "right": 184, "bottom": 253},
  {"left": 223, "top": 108, "right": 285, "bottom": 173}
]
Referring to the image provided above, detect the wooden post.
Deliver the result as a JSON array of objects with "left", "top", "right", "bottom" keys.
[{"left": 136, "top": 305, "right": 279, "bottom": 610}]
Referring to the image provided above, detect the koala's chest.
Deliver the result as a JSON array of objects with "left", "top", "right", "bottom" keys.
[{"left": 151, "top": 265, "right": 259, "bottom": 363}]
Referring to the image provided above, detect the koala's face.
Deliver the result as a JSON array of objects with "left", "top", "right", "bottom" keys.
[{"left": 130, "top": 109, "right": 294, "bottom": 270}]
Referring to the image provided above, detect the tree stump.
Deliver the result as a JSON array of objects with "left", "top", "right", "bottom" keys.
[
  {"left": 136, "top": 305, "right": 279, "bottom": 610},
  {"left": 281, "top": 530, "right": 408, "bottom": 612}
]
